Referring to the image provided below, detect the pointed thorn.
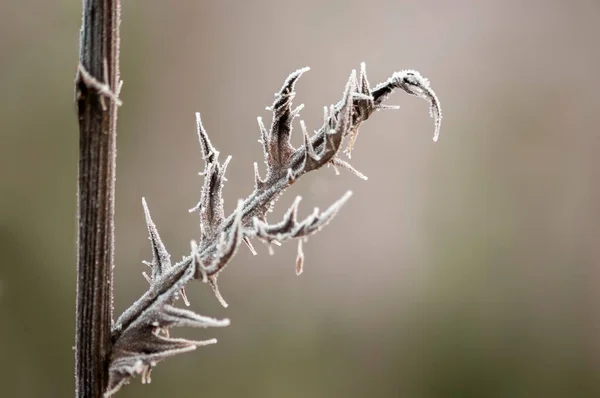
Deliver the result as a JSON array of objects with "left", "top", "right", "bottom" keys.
[
  {"left": 328, "top": 104, "right": 337, "bottom": 128},
  {"left": 189, "top": 201, "right": 201, "bottom": 213},
  {"left": 208, "top": 276, "right": 229, "bottom": 308},
  {"left": 291, "top": 103, "right": 305, "bottom": 118},
  {"left": 220, "top": 155, "right": 233, "bottom": 181},
  {"left": 141, "top": 197, "right": 171, "bottom": 279},
  {"left": 359, "top": 62, "right": 372, "bottom": 96},
  {"left": 300, "top": 120, "right": 319, "bottom": 161},
  {"left": 192, "top": 338, "right": 219, "bottom": 346},
  {"left": 277, "top": 67, "right": 310, "bottom": 96},
  {"left": 288, "top": 196, "right": 302, "bottom": 222},
  {"left": 351, "top": 68, "right": 360, "bottom": 92},
  {"left": 331, "top": 162, "right": 341, "bottom": 175},
  {"left": 179, "top": 287, "right": 190, "bottom": 307},
  {"left": 243, "top": 236, "right": 257, "bottom": 256},
  {"left": 257, "top": 116, "right": 269, "bottom": 143},
  {"left": 376, "top": 104, "right": 401, "bottom": 111},
  {"left": 331, "top": 158, "right": 368, "bottom": 180},
  {"left": 195, "top": 112, "right": 218, "bottom": 163},
  {"left": 142, "top": 272, "right": 152, "bottom": 284},
  {"left": 253, "top": 162, "right": 265, "bottom": 189}
]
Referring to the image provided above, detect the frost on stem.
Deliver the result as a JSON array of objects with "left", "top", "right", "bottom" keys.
[{"left": 106, "top": 63, "right": 442, "bottom": 396}]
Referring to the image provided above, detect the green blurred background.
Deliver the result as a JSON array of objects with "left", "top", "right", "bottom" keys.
[{"left": 1, "top": 1, "right": 600, "bottom": 397}]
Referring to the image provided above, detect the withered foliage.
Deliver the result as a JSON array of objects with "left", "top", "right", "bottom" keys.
[{"left": 105, "top": 64, "right": 442, "bottom": 396}]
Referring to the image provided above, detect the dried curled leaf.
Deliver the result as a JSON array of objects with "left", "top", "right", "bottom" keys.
[
  {"left": 141, "top": 198, "right": 188, "bottom": 305},
  {"left": 249, "top": 191, "right": 353, "bottom": 245},
  {"left": 372, "top": 68, "right": 442, "bottom": 142},
  {"left": 189, "top": 113, "right": 231, "bottom": 243},
  {"left": 107, "top": 63, "right": 442, "bottom": 396}
]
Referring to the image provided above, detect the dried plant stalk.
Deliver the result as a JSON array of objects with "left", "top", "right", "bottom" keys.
[
  {"left": 75, "top": 1, "right": 122, "bottom": 397},
  {"left": 105, "top": 64, "right": 442, "bottom": 396}
]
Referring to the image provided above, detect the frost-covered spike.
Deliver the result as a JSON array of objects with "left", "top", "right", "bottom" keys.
[
  {"left": 322, "top": 71, "right": 356, "bottom": 160},
  {"left": 189, "top": 338, "right": 219, "bottom": 347},
  {"left": 268, "top": 67, "right": 310, "bottom": 168},
  {"left": 243, "top": 236, "right": 257, "bottom": 256},
  {"left": 258, "top": 195, "right": 302, "bottom": 236},
  {"left": 341, "top": 69, "right": 357, "bottom": 113},
  {"left": 291, "top": 103, "right": 305, "bottom": 119},
  {"left": 306, "top": 73, "right": 356, "bottom": 171},
  {"left": 352, "top": 92, "right": 373, "bottom": 101},
  {"left": 142, "top": 272, "right": 152, "bottom": 284},
  {"left": 142, "top": 198, "right": 171, "bottom": 281},
  {"left": 141, "top": 365, "right": 152, "bottom": 384},
  {"left": 195, "top": 112, "right": 219, "bottom": 165},
  {"left": 161, "top": 305, "right": 230, "bottom": 329},
  {"left": 344, "top": 66, "right": 375, "bottom": 158},
  {"left": 276, "top": 66, "right": 310, "bottom": 98},
  {"left": 258, "top": 116, "right": 269, "bottom": 143},
  {"left": 328, "top": 104, "right": 337, "bottom": 129},
  {"left": 178, "top": 288, "right": 190, "bottom": 307},
  {"left": 295, "top": 238, "right": 304, "bottom": 276},
  {"left": 388, "top": 70, "right": 443, "bottom": 142},
  {"left": 284, "top": 196, "right": 302, "bottom": 227},
  {"left": 142, "top": 198, "right": 170, "bottom": 269},
  {"left": 330, "top": 157, "right": 368, "bottom": 180},
  {"left": 257, "top": 116, "right": 270, "bottom": 166},
  {"left": 304, "top": 207, "right": 321, "bottom": 229},
  {"left": 188, "top": 201, "right": 201, "bottom": 213},
  {"left": 358, "top": 62, "right": 372, "bottom": 98},
  {"left": 253, "top": 162, "right": 265, "bottom": 190},
  {"left": 376, "top": 104, "right": 401, "bottom": 111},
  {"left": 301, "top": 120, "right": 320, "bottom": 171},
  {"left": 351, "top": 66, "right": 360, "bottom": 91},
  {"left": 208, "top": 276, "right": 228, "bottom": 308},
  {"left": 330, "top": 161, "right": 341, "bottom": 175},
  {"left": 219, "top": 155, "right": 232, "bottom": 180}
]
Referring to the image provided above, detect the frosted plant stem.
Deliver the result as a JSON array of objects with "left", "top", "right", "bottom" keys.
[{"left": 75, "top": 1, "right": 121, "bottom": 397}]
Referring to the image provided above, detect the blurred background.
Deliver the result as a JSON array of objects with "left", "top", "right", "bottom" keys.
[{"left": 1, "top": 0, "right": 600, "bottom": 397}]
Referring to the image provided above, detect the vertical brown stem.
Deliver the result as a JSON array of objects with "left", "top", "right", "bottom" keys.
[{"left": 75, "top": 1, "right": 120, "bottom": 396}]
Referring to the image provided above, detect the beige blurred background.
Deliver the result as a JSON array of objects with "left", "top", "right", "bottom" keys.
[{"left": 1, "top": 0, "right": 600, "bottom": 397}]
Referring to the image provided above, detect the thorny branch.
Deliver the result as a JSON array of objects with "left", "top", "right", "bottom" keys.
[{"left": 105, "top": 64, "right": 442, "bottom": 396}]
